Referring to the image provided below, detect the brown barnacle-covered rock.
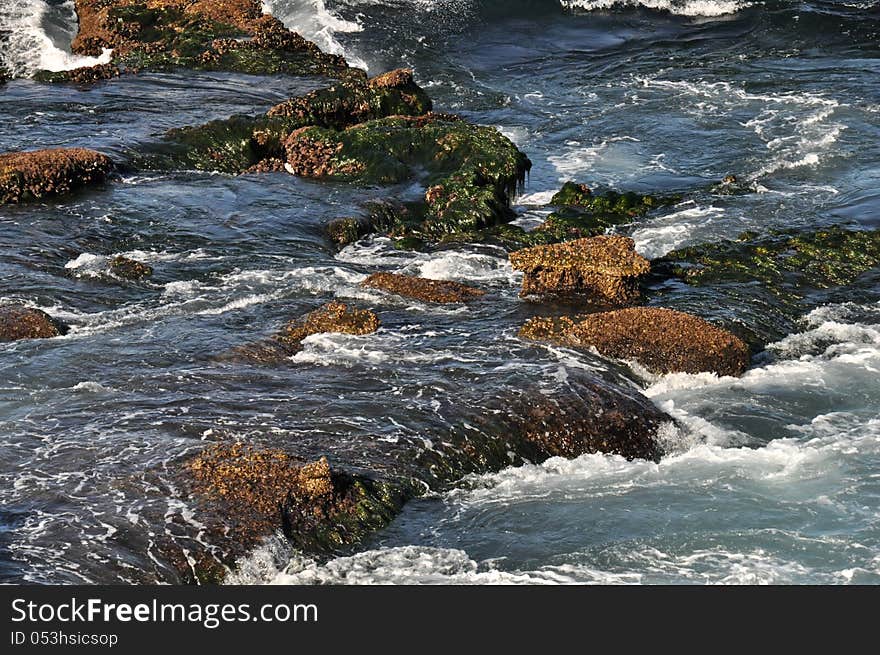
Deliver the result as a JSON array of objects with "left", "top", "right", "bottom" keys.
[
  {"left": 109, "top": 255, "right": 153, "bottom": 280},
  {"left": 275, "top": 300, "right": 380, "bottom": 349},
  {"left": 509, "top": 235, "right": 650, "bottom": 304},
  {"left": 0, "top": 148, "right": 113, "bottom": 204},
  {"left": 32, "top": 63, "right": 121, "bottom": 84},
  {"left": 185, "top": 442, "right": 407, "bottom": 557},
  {"left": 362, "top": 272, "right": 485, "bottom": 304},
  {"left": 229, "top": 301, "right": 380, "bottom": 363},
  {"left": 0, "top": 305, "right": 70, "bottom": 342},
  {"left": 520, "top": 307, "right": 751, "bottom": 377}
]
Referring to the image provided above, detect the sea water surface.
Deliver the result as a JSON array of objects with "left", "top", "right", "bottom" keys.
[{"left": 1, "top": 0, "right": 879, "bottom": 584}]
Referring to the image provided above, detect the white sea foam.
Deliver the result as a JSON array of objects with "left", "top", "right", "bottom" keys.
[
  {"left": 561, "top": 0, "right": 753, "bottom": 17},
  {"left": 337, "top": 237, "right": 521, "bottom": 286},
  {"left": 0, "top": 0, "right": 111, "bottom": 77},
  {"left": 631, "top": 204, "right": 724, "bottom": 258},
  {"left": 635, "top": 77, "right": 845, "bottom": 180},
  {"left": 262, "top": 0, "right": 369, "bottom": 70}
]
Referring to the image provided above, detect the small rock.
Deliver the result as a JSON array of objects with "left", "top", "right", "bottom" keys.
[
  {"left": 109, "top": 255, "right": 153, "bottom": 281},
  {"left": 362, "top": 272, "right": 485, "bottom": 304},
  {"left": 0, "top": 305, "right": 70, "bottom": 342}
]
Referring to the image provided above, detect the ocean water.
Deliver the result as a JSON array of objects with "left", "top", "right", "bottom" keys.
[{"left": 1, "top": 0, "right": 879, "bottom": 584}]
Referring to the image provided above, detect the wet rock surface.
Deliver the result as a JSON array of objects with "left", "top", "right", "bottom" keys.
[
  {"left": 230, "top": 301, "right": 381, "bottom": 363},
  {"left": 0, "top": 148, "right": 113, "bottom": 204},
  {"left": 53, "top": 0, "right": 349, "bottom": 80},
  {"left": 521, "top": 307, "right": 751, "bottom": 377},
  {"left": 362, "top": 272, "right": 485, "bottom": 304},
  {"left": 0, "top": 305, "right": 70, "bottom": 342},
  {"left": 510, "top": 235, "right": 650, "bottom": 303},
  {"left": 109, "top": 255, "right": 153, "bottom": 281}
]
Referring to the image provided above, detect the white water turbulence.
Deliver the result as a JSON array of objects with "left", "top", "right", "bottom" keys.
[
  {"left": 262, "top": 0, "right": 369, "bottom": 70},
  {"left": 0, "top": 0, "right": 111, "bottom": 77},
  {"left": 561, "top": 0, "right": 754, "bottom": 16}
]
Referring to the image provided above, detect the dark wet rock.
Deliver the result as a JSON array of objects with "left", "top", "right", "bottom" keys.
[
  {"left": 0, "top": 148, "right": 113, "bottom": 204},
  {"left": 229, "top": 301, "right": 380, "bottom": 363},
  {"left": 710, "top": 174, "right": 751, "bottom": 195},
  {"left": 362, "top": 272, "right": 485, "bottom": 304},
  {"left": 520, "top": 307, "right": 751, "bottom": 377},
  {"left": 33, "top": 63, "right": 121, "bottom": 84},
  {"left": 170, "top": 371, "right": 673, "bottom": 580},
  {"left": 185, "top": 443, "right": 409, "bottom": 559},
  {"left": 52, "top": 0, "right": 349, "bottom": 81},
  {"left": 510, "top": 235, "right": 650, "bottom": 303},
  {"left": 0, "top": 305, "right": 70, "bottom": 342},
  {"left": 109, "top": 255, "right": 153, "bottom": 280}
]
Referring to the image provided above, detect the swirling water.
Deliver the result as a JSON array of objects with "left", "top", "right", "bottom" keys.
[{"left": 1, "top": 0, "right": 879, "bottom": 584}]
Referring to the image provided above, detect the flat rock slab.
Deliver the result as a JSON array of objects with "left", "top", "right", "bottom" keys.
[
  {"left": 362, "top": 272, "right": 485, "bottom": 303},
  {"left": 521, "top": 306, "right": 750, "bottom": 377}
]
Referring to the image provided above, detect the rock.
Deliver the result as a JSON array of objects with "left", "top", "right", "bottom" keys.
[
  {"left": 520, "top": 307, "right": 751, "bottom": 376},
  {"left": 230, "top": 301, "right": 380, "bottom": 362},
  {"left": 0, "top": 305, "right": 70, "bottom": 342},
  {"left": 268, "top": 69, "right": 432, "bottom": 128},
  {"left": 654, "top": 226, "right": 880, "bottom": 290},
  {"left": 362, "top": 272, "right": 485, "bottom": 304},
  {"left": 57, "top": 0, "right": 349, "bottom": 80},
  {"left": 109, "top": 255, "right": 153, "bottom": 280},
  {"left": 502, "top": 376, "right": 672, "bottom": 462},
  {"left": 283, "top": 114, "right": 531, "bottom": 238},
  {"left": 0, "top": 148, "right": 113, "bottom": 204},
  {"left": 33, "top": 63, "right": 121, "bottom": 84},
  {"left": 186, "top": 442, "right": 407, "bottom": 555},
  {"left": 509, "top": 235, "right": 650, "bottom": 303}
]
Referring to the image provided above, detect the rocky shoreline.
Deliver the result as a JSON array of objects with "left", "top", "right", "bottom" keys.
[{"left": 1, "top": 0, "right": 878, "bottom": 583}]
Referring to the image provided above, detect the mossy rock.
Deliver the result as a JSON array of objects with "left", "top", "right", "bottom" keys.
[
  {"left": 287, "top": 115, "right": 531, "bottom": 239},
  {"left": 654, "top": 226, "right": 880, "bottom": 291}
]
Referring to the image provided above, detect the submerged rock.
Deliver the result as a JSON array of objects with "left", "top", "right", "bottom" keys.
[
  {"left": 509, "top": 235, "right": 650, "bottom": 303},
  {"left": 0, "top": 305, "right": 70, "bottom": 342},
  {"left": 0, "top": 148, "right": 113, "bottom": 204},
  {"left": 186, "top": 443, "right": 408, "bottom": 559},
  {"left": 362, "top": 272, "right": 485, "bottom": 304},
  {"left": 654, "top": 226, "right": 880, "bottom": 291},
  {"left": 503, "top": 377, "right": 671, "bottom": 463},
  {"left": 109, "top": 255, "right": 153, "bottom": 280},
  {"left": 50, "top": 0, "right": 349, "bottom": 80},
  {"left": 520, "top": 307, "right": 751, "bottom": 377},
  {"left": 230, "top": 301, "right": 380, "bottom": 363}
]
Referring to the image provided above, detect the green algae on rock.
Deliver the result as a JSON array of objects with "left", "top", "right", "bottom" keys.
[
  {"left": 0, "top": 148, "right": 113, "bottom": 204},
  {"left": 654, "top": 226, "right": 880, "bottom": 291},
  {"left": 510, "top": 235, "right": 650, "bottom": 303},
  {"left": 0, "top": 305, "right": 70, "bottom": 342},
  {"left": 520, "top": 307, "right": 751, "bottom": 377},
  {"left": 40, "top": 0, "right": 350, "bottom": 81},
  {"left": 285, "top": 114, "right": 531, "bottom": 238},
  {"left": 149, "top": 70, "right": 430, "bottom": 174}
]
